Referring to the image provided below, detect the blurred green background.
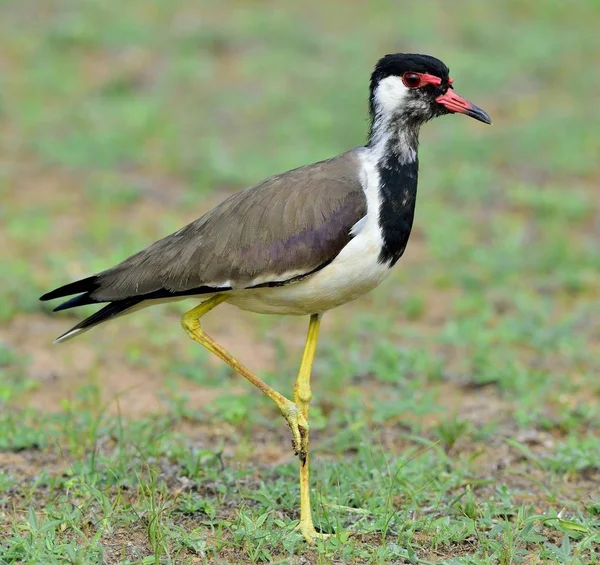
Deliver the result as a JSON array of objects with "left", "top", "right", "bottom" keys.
[{"left": 1, "top": 1, "right": 599, "bottom": 563}]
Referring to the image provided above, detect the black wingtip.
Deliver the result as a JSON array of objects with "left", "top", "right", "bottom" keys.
[
  {"left": 53, "top": 298, "right": 140, "bottom": 343},
  {"left": 52, "top": 293, "right": 98, "bottom": 312},
  {"left": 40, "top": 276, "right": 99, "bottom": 302}
]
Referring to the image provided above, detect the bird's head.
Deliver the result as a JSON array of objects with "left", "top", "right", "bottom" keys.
[{"left": 369, "top": 53, "right": 492, "bottom": 130}]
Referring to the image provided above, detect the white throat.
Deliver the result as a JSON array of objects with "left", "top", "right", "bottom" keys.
[{"left": 368, "top": 76, "right": 419, "bottom": 166}]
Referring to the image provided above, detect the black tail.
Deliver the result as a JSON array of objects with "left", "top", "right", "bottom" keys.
[
  {"left": 39, "top": 275, "right": 100, "bottom": 303},
  {"left": 40, "top": 275, "right": 105, "bottom": 312},
  {"left": 40, "top": 276, "right": 141, "bottom": 343},
  {"left": 52, "top": 298, "right": 141, "bottom": 343}
]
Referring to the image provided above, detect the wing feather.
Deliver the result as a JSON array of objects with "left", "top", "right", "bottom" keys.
[{"left": 44, "top": 149, "right": 367, "bottom": 304}]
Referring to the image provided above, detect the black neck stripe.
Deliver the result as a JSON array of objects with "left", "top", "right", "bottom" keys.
[{"left": 377, "top": 154, "right": 419, "bottom": 267}]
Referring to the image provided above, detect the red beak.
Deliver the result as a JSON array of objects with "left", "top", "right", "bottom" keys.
[{"left": 436, "top": 89, "right": 492, "bottom": 124}]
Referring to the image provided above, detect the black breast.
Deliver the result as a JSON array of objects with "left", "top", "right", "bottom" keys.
[{"left": 377, "top": 155, "right": 419, "bottom": 267}]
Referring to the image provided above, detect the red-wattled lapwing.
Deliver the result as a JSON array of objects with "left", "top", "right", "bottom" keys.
[{"left": 41, "top": 53, "right": 491, "bottom": 543}]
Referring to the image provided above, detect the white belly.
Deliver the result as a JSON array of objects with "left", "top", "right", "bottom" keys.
[
  {"left": 225, "top": 223, "right": 392, "bottom": 315},
  {"left": 226, "top": 148, "right": 393, "bottom": 316}
]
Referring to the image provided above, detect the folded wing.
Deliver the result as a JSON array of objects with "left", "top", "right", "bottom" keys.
[{"left": 41, "top": 150, "right": 367, "bottom": 310}]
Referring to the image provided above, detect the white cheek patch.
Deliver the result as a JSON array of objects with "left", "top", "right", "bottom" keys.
[{"left": 374, "top": 76, "right": 410, "bottom": 114}]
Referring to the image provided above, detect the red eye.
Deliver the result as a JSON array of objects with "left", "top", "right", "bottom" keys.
[{"left": 402, "top": 72, "right": 423, "bottom": 88}]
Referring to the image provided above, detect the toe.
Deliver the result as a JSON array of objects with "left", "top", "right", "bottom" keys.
[{"left": 296, "top": 522, "right": 333, "bottom": 544}]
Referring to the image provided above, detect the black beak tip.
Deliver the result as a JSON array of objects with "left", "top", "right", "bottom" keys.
[{"left": 468, "top": 105, "right": 492, "bottom": 125}]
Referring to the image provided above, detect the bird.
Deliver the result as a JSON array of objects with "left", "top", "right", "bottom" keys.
[{"left": 40, "top": 53, "right": 491, "bottom": 543}]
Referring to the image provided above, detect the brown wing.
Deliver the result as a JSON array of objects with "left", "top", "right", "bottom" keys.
[{"left": 90, "top": 149, "right": 366, "bottom": 301}]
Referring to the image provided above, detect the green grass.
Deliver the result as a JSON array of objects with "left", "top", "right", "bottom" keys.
[{"left": 1, "top": 0, "right": 599, "bottom": 563}]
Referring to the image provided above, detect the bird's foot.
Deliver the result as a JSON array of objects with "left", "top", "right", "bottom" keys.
[
  {"left": 295, "top": 520, "right": 332, "bottom": 544},
  {"left": 280, "top": 402, "right": 309, "bottom": 462}
]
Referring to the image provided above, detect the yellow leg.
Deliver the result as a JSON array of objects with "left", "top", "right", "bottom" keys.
[
  {"left": 182, "top": 298, "right": 330, "bottom": 543},
  {"left": 293, "top": 314, "right": 331, "bottom": 543},
  {"left": 181, "top": 295, "right": 308, "bottom": 458}
]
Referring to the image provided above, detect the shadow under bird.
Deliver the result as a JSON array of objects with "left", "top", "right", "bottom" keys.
[{"left": 41, "top": 53, "right": 491, "bottom": 543}]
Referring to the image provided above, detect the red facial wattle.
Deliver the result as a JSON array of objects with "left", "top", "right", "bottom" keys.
[
  {"left": 402, "top": 72, "right": 443, "bottom": 88},
  {"left": 417, "top": 73, "right": 442, "bottom": 86}
]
